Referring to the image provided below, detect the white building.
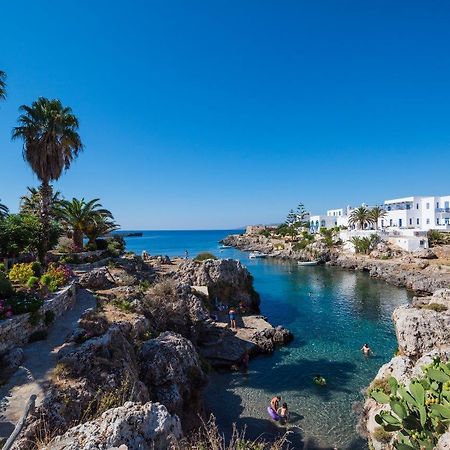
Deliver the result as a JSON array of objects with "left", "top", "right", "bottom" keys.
[
  {"left": 382, "top": 196, "right": 450, "bottom": 231},
  {"left": 310, "top": 206, "right": 353, "bottom": 232}
]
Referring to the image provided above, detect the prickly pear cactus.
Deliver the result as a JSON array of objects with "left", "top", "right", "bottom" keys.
[{"left": 369, "top": 357, "right": 450, "bottom": 449}]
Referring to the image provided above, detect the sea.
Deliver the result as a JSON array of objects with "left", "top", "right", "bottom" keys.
[{"left": 119, "top": 229, "right": 411, "bottom": 449}]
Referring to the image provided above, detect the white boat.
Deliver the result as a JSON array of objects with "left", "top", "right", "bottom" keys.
[
  {"left": 219, "top": 244, "right": 232, "bottom": 249},
  {"left": 298, "top": 260, "right": 319, "bottom": 266},
  {"left": 249, "top": 251, "right": 267, "bottom": 259}
]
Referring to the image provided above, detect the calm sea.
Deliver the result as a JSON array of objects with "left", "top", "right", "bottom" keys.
[{"left": 121, "top": 230, "right": 411, "bottom": 449}]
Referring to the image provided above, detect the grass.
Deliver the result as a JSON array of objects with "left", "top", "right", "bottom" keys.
[
  {"left": 419, "top": 303, "right": 448, "bottom": 312},
  {"left": 372, "top": 426, "right": 392, "bottom": 443}
]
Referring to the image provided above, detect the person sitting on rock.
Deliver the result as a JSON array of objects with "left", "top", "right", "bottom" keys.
[
  {"left": 270, "top": 395, "right": 281, "bottom": 413},
  {"left": 277, "top": 402, "right": 290, "bottom": 423}
]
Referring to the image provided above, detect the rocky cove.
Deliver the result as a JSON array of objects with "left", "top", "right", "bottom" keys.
[{"left": 0, "top": 254, "right": 293, "bottom": 449}]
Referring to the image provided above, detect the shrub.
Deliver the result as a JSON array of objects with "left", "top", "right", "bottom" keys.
[
  {"left": 373, "top": 426, "right": 392, "bottom": 443},
  {"left": 420, "top": 303, "right": 448, "bottom": 313},
  {"left": 56, "top": 236, "right": 81, "bottom": 254},
  {"left": 28, "top": 310, "right": 42, "bottom": 326},
  {"left": 43, "top": 264, "right": 72, "bottom": 288},
  {"left": 0, "top": 272, "right": 14, "bottom": 298},
  {"left": 0, "top": 263, "right": 5, "bottom": 272},
  {"left": 194, "top": 252, "right": 218, "bottom": 261},
  {"left": 44, "top": 310, "right": 55, "bottom": 326},
  {"left": 31, "top": 261, "right": 42, "bottom": 277},
  {"left": 27, "top": 276, "right": 40, "bottom": 289},
  {"left": 106, "top": 235, "right": 125, "bottom": 257},
  {"left": 40, "top": 274, "right": 58, "bottom": 292},
  {"left": 370, "top": 357, "right": 450, "bottom": 448},
  {"left": 9, "top": 263, "right": 34, "bottom": 284}
]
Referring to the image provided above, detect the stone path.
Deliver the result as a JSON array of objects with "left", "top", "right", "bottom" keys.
[{"left": 0, "top": 289, "right": 96, "bottom": 442}]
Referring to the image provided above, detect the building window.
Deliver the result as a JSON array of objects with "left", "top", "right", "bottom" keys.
[
  {"left": 416, "top": 203, "right": 419, "bottom": 209},
  {"left": 426, "top": 219, "right": 430, "bottom": 225},
  {"left": 390, "top": 219, "right": 393, "bottom": 226},
  {"left": 381, "top": 219, "right": 384, "bottom": 227},
  {"left": 437, "top": 202, "right": 439, "bottom": 209},
  {"left": 409, "top": 218, "right": 412, "bottom": 225},
  {"left": 437, "top": 218, "right": 440, "bottom": 225},
  {"left": 417, "top": 218, "right": 420, "bottom": 225},
  {"left": 426, "top": 203, "right": 430, "bottom": 209}
]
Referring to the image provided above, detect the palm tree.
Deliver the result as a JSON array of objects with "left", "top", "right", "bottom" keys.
[
  {"left": 57, "top": 198, "right": 114, "bottom": 249},
  {"left": 12, "top": 98, "right": 83, "bottom": 256},
  {"left": 348, "top": 206, "right": 371, "bottom": 230},
  {"left": 84, "top": 216, "right": 119, "bottom": 248},
  {"left": 20, "top": 186, "right": 62, "bottom": 218},
  {"left": 0, "top": 71, "right": 6, "bottom": 102},
  {"left": 0, "top": 199, "right": 9, "bottom": 220},
  {"left": 369, "top": 206, "right": 387, "bottom": 230}
]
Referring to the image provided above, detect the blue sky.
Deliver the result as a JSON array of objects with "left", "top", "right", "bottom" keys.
[{"left": 1, "top": 1, "right": 450, "bottom": 229}]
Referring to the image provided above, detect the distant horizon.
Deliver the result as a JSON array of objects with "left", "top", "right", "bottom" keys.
[{"left": 2, "top": 1, "right": 450, "bottom": 228}]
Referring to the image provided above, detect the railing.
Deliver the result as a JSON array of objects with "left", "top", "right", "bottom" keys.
[{"left": 2, "top": 394, "right": 36, "bottom": 450}]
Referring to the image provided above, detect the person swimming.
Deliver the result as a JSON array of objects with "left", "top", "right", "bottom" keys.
[
  {"left": 361, "top": 343, "right": 372, "bottom": 355},
  {"left": 277, "top": 402, "right": 290, "bottom": 423}
]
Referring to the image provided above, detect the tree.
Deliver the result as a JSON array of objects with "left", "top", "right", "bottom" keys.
[
  {"left": 0, "top": 70, "right": 6, "bottom": 102},
  {"left": 0, "top": 213, "right": 61, "bottom": 258},
  {"left": 369, "top": 206, "right": 387, "bottom": 230},
  {"left": 0, "top": 199, "right": 8, "bottom": 220},
  {"left": 12, "top": 97, "right": 83, "bottom": 258},
  {"left": 20, "top": 186, "right": 62, "bottom": 218},
  {"left": 84, "top": 216, "right": 119, "bottom": 248},
  {"left": 348, "top": 206, "right": 371, "bottom": 230},
  {"left": 57, "top": 198, "right": 114, "bottom": 250}
]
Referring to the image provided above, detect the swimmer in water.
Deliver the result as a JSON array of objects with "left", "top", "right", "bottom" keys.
[{"left": 361, "top": 343, "right": 372, "bottom": 356}]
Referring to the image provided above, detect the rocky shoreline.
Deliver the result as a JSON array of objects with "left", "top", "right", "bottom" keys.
[
  {"left": 0, "top": 254, "right": 292, "bottom": 449},
  {"left": 222, "top": 233, "right": 450, "bottom": 295}
]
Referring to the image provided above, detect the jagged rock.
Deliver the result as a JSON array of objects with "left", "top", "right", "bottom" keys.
[
  {"left": 437, "top": 430, "right": 450, "bottom": 449},
  {"left": 41, "top": 402, "right": 182, "bottom": 450},
  {"left": 251, "top": 326, "right": 294, "bottom": 353},
  {"left": 0, "top": 347, "right": 24, "bottom": 383},
  {"left": 175, "top": 259, "right": 260, "bottom": 311},
  {"left": 139, "top": 332, "right": 207, "bottom": 429},
  {"left": 156, "top": 255, "right": 171, "bottom": 265},
  {"left": 413, "top": 248, "right": 437, "bottom": 259},
  {"left": 79, "top": 268, "right": 114, "bottom": 290}
]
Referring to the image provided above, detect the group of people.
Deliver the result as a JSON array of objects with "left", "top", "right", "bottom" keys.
[{"left": 269, "top": 396, "right": 289, "bottom": 423}]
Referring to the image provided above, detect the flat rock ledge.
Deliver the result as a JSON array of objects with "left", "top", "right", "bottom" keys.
[
  {"left": 41, "top": 401, "right": 182, "bottom": 450},
  {"left": 363, "top": 289, "right": 450, "bottom": 449}
]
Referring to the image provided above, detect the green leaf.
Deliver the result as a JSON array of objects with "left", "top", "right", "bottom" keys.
[
  {"left": 390, "top": 400, "right": 407, "bottom": 419},
  {"left": 398, "top": 387, "right": 417, "bottom": 407},
  {"left": 410, "top": 381, "right": 425, "bottom": 405},
  {"left": 388, "top": 376, "right": 398, "bottom": 393},
  {"left": 430, "top": 404, "right": 450, "bottom": 419},
  {"left": 382, "top": 412, "right": 401, "bottom": 425},
  {"left": 371, "top": 390, "right": 390, "bottom": 404},
  {"left": 395, "top": 443, "right": 415, "bottom": 450},
  {"left": 402, "top": 414, "right": 420, "bottom": 430},
  {"left": 427, "top": 368, "right": 450, "bottom": 383},
  {"left": 384, "top": 423, "right": 402, "bottom": 432},
  {"left": 418, "top": 405, "right": 427, "bottom": 427},
  {"left": 374, "top": 414, "right": 383, "bottom": 425}
]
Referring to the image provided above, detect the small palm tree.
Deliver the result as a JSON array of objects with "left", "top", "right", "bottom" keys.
[
  {"left": 84, "top": 216, "right": 119, "bottom": 248},
  {"left": 20, "top": 186, "right": 62, "bottom": 218},
  {"left": 348, "top": 206, "right": 370, "bottom": 230},
  {"left": 12, "top": 97, "right": 83, "bottom": 256},
  {"left": 0, "top": 71, "right": 6, "bottom": 102},
  {"left": 0, "top": 199, "right": 9, "bottom": 219},
  {"left": 369, "top": 206, "right": 387, "bottom": 230},
  {"left": 57, "top": 198, "right": 114, "bottom": 250}
]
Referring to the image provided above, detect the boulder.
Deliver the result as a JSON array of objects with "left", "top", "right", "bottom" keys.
[
  {"left": 0, "top": 347, "right": 24, "bottom": 384},
  {"left": 139, "top": 332, "right": 207, "bottom": 429},
  {"left": 175, "top": 259, "right": 260, "bottom": 311},
  {"left": 251, "top": 326, "right": 294, "bottom": 354},
  {"left": 41, "top": 402, "right": 182, "bottom": 450},
  {"left": 79, "top": 268, "right": 114, "bottom": 290},
  {"left": 413, "top": 248, "right": 437, "bottom": 259}
]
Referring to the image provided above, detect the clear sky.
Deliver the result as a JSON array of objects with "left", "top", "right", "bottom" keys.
[{"left": 1, "top": 1, "right": 450, "bottom": 229}]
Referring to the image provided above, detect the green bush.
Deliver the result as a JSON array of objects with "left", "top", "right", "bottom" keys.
[
  {"left": 9, "top": 263, "right": 35, "bottom": 284},
  {"left": 40, "top": 274, "right": 58, "bottom": 292},
  {"left": 26, "top": 276, "right": 39, "bottom": 289},
  {"left": 31, "top": 261, "right": 42, "bottom": 276},
  {"left": 106, "top": 235, "right": 125, "bottom": 257},
  {"left": 194, "top": 252, "right": 218, "bottom": 261},
  {"left": 0, "top": 272, "right": 14, "bottom": 298},
  {"left": 44, "top": 310, "right": 55, "bottom": 326},
  {"left": 0, "top": 263, "right": 5, "bottom": 272}
]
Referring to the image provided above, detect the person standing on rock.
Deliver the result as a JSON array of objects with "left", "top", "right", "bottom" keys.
[
  {"left": 229, "top": 307, "right": 237, "bottom": 330},
  {"left": 185, "top": 249, "right": 189, "bottom": 259}
]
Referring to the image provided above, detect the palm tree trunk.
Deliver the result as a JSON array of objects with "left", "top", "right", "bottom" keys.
[
  {"left": 73, "top": 228, "right": 84, "bottom": 251},
  {"left": 39, "top": 181, "right": 52, "bottom": 262}
]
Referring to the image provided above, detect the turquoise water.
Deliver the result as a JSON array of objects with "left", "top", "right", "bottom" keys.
[{"left": 122, "top": 230, "right": 412, "bottom": 449}]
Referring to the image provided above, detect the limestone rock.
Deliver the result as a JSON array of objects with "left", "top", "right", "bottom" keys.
[
  {"left": 42, "top": 402, "right": 182, "bottom": 450},
  {"left": 175, "top": 259, "right": 260, "bottom": 311},
  {"left": 139, "top": 332, "right": 207, "bottom": 429},
  {"left": 79, "top": 268, "right": 114, "bottom": 290},
  {"left": 0, "top": 347, "right": 24, "bottom": 383},
  {"left": 413, "top": 248, "right": 437, "bottom": 259},
  {"left": 251, "top": 326, "right": 294, "bottom": 354}
]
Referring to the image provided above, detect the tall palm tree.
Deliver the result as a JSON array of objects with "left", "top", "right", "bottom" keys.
[
  {"left": 57, "top": 198, "right": 114, "bottom": 249},
  {"left": 12, "top": 98, "right": 83, "bottom": 256},
  {"left": 0, "top": 71, "right": 6, "bottom": 102},
  {"left": 348, "top": 206, "right": 371, "bottom": 230},
  {"left": 369, "top": 206, "right": 387, "bottom": 230},
  {"left": 0, "top": 199, "right": 9, "bottom": 220},
  {"left": 20, "top": 186, "right": 62, "bottom": 218}
]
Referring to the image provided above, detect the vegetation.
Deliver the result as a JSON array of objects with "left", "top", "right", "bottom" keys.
[
  {"left": 428, "top": 230, "right": 450, "bottom": 247},
  {"left": 20, "top": 186, "right": 62, "bottom": 218},
  {"left": 370, "top": 357, "right": 450, "bottom": 449},
  {"left": 0, "top": 199, "right": 9, "bottom": 220},
  {"left": 0, "top": 70, "right": 6, "bottom": 101},
  {"left": 419, "top": 303, "right": 448, "bottom": 313},
  {"left": 194, "top": 252, "right": 218, "bottom": 261},
  {"left": 369, "top": 206, "right": 387, "bottom": 230},
  {"left": 12, "top": 97, "right": 83, "bottom": 259},
  {"left": 8, "top": 262, "right": 35, "bottom": 284},
  {"left": 351, "top": 235, "right": 380, "bottom": 254},
  {"left": 348, "top": 206, "right": 371, "bottom": 230}
]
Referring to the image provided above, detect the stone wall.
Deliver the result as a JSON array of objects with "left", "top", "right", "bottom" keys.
[{"left": 0, "top": 282, "right": 77, "bottom": 355}]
